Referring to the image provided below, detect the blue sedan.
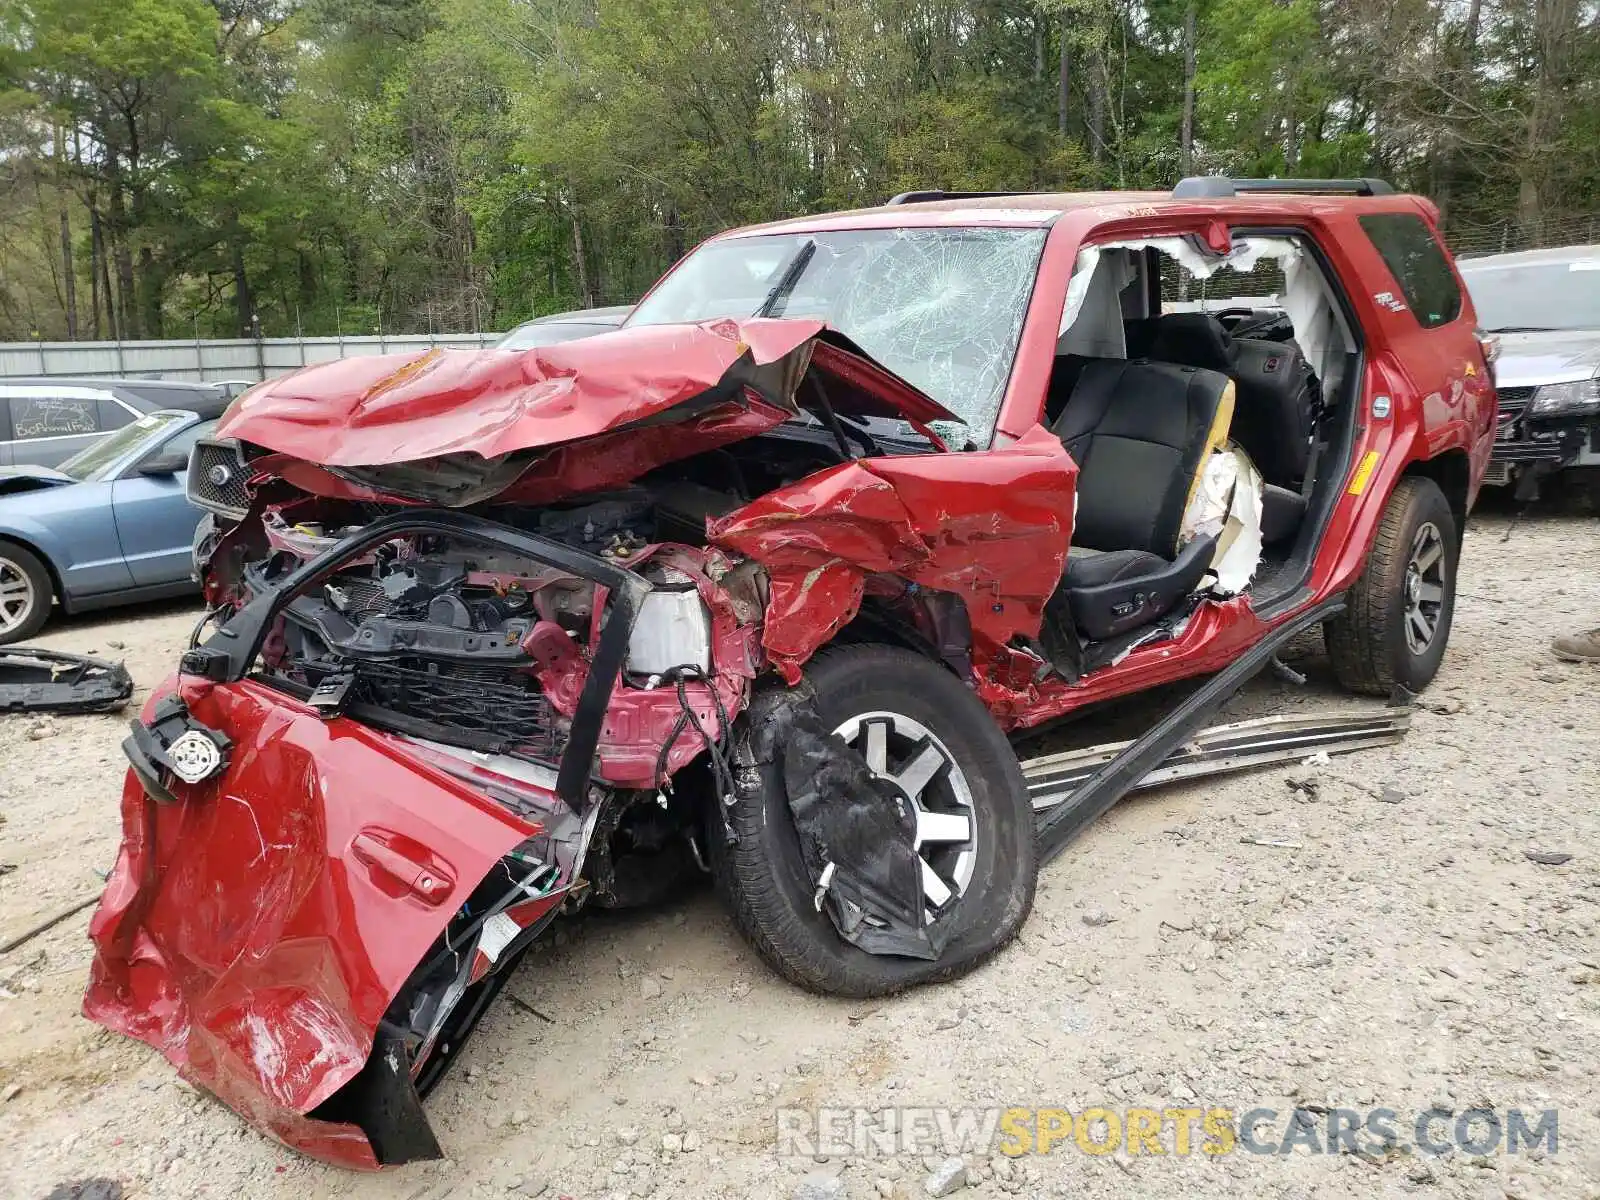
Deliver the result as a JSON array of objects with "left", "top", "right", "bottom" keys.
[{"left": 0, "top": 408, "right": 217, "bottom": 644}]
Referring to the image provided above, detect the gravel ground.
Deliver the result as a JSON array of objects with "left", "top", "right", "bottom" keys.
[{"left": 2, "top": 503, "right": 1598, "bottom": 1200}]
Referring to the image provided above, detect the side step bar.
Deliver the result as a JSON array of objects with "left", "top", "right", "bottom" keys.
[
  {"left": 1032, "top": 596, "right": 1348, "bottom": 864},
  {"left": 1025, "top": 705, "right": 1410, "bottom": 812}
]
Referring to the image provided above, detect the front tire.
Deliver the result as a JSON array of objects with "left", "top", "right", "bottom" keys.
[
  {"left": 0, "top": 539, "right": 52, "bottom": 645},
  {"left": 709, "top": 644, "right": 1036, "bottom": 998},
  {"left": 1326, "top": 476, "right": 1458, "bottom": 695}
]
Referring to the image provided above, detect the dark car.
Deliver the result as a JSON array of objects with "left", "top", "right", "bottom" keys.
[
  {"left": 0, "top": 376, "right": 229, "bottom": 469},
  {"left": 495, "top": 305, "right": 632, "bottom": 349},
  {"left": 1457, "top": 245, "right": 1600, "bottom": 497},
  {"left": 93, "top": 178, "right": 1492, "bottom": 1168}
]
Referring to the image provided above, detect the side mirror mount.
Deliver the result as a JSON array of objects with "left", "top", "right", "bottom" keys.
[{"left": 138, "top": 452, "right": 189, "bottom": 477}]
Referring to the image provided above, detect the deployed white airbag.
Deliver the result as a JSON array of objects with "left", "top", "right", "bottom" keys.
[{"left": 1181, "top": 444, "right": 1265, "bottom": 595}]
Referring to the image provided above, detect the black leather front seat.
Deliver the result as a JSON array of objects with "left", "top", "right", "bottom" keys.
[{"left": 1051, "top": 359, "right": 1234, "bottom": 640}]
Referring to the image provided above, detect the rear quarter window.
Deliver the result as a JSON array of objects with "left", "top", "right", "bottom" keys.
[
  {"left": 1358, "top": 213, "right": 1463, "bottom": 328},
  {"left": 97, "top": 397, "right": 135, "bottom": 430}
]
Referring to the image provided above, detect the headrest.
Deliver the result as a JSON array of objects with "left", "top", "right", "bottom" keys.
[{"left": 1148, "top": 313, "right": 1234, "bottom": 373}]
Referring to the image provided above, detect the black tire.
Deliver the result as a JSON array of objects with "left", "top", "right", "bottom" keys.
[
  {"left": 0, "top": 539, "right": 53, "bottom": 646},
  {"left": 1325, "top": 476, "right": 1458, "bottom": 696},
  {"left": 708, "top": 644, "right": 1036, "bottom": 998}
]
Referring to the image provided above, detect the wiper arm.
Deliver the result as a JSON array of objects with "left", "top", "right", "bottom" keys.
[
  {"left": 754, "top": 238, "right": 817, "bottom": 318},
  {"left": 1485, "top": 325, "right": 1559, "bottom": 333}
]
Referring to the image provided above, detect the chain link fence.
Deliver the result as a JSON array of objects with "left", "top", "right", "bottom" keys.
[{"left": 1445, "top": 213, "right": 1600, "bottom": 260}]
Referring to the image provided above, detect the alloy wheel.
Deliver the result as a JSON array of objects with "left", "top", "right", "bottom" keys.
[
  {"left": 1402, "top": 521, "right": 1447, "bottom": 655},
  {"left": 0, "top": 556, "right": 36, "bottom": 637},
  {"left": 830, "top": 710, "right": 978, "bottom": 922}
]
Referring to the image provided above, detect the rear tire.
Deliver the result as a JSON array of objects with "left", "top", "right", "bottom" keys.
[
  {"left": 0, "top": 539, "right": 52, "bottom": 645},
  {"left": 708, "top": 644, "right": 1036, "bottom": 998},
  {"left": 1326, "top": 477, "right": 1458, "bottom": 696}
]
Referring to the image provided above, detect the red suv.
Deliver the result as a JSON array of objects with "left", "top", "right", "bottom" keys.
[{"left": 88, "top": 177, "right": 1494, "bottom": 1167}]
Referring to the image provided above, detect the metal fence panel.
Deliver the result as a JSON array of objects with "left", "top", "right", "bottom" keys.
[{"left": 0, "top": 333, "right": 504, "bottom": 382}]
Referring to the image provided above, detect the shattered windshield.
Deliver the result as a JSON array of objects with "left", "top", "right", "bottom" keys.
[
  {"left": 627, "top": 227, "right": 1049, "bottom": 444},
  {"left": 1460, "top": 258, "right": 1600, "bottom": 332}
]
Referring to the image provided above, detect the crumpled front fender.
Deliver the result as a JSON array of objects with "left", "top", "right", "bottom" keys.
[
  {"left": 709, "top": 423, "right": 1077, "bottom": 680},
  {"left": 83, "top": 676, "right": 536, "bottom": 1168}
]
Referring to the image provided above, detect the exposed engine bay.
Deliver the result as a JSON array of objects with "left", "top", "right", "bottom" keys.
[{"left": 210, "top": 433, "right": 865, "bottom": 780}]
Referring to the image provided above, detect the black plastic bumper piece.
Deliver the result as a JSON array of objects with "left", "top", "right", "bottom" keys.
[
  {"left": 0, "top": 647, "right": 133, "bottom": 714},
  {"left": 306, "top": 1026, "right": 443, "bottom": 1166}
]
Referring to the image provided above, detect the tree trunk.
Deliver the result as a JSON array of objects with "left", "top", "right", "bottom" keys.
[
  {"left": 1518, "top": 0, "right": 1576, "bottom": 244},
  {"left": 570, "top": 203, "right": 593, "bottom": 307},
  {"left": 138, "top": 246, "right": 163, "bottom": 338},
  {"left": 1057, "top": 19, "right": 1071, "bottom": 137},
  {"left": 88, "top": 203, "right": 103, "bottom": 340},
  {"left": 52, "top": 127, "right": 78, "bottom": 340},
  {"left": 58, "top": 204, "right": 78, "bottom": 340},
  {"left": 664, "top": 198, "right": 685, "bottom": 264},
  {"left": 106, "top": 183, "right": 137, "bottom": 339},
  {"left": 90, "top": 204, "right": 114, "bottom": 341},
  {"left": 232, "top": 234, "right": 254, "bottom": 338},
  {"left": 1180, "top": 3, "right": 1197, "bottom": 177},
  {"left": 1283, "top": 91, "right": 1300, "bottom": 172},
  {"left": 1087, "top": 50, "right": 1107, "bottom": 166},
  {"left": 298, "top": 250, "right": 316, "bottom": 310},
  {"left": 1033, "top": 17, "right": 1044, "bottom": 84}
]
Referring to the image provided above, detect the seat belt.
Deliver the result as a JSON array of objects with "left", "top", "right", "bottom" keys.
[{"left": 1299, "top": 359, "right": 1339, "bottom": 500}]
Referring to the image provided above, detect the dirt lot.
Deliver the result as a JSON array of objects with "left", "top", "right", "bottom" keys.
[{"left": 3, "top": 502, "right": 1598, "bottom": 1200}]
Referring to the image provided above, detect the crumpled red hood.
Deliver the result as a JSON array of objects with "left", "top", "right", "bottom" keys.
[{"left": 220, "top": 318, "right": 956, "bottom": 470}]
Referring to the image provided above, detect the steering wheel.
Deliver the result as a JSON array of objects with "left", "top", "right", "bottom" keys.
[{"left": 1211, "top": 306, "right": 1260, "bottom": 331}]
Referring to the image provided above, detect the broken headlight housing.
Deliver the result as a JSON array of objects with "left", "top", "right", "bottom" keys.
[
  {"left": 626, "top": 586, "right": 712, "bottom": 676},
  {"left": 1529, "top": 377, "right": 1600, "bottom": 417}
]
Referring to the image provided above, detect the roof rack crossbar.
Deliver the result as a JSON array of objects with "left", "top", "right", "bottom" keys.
[
  {"left": 1172, "top": 176, "right": 1394, "bottom": 199},
  {"left": 884, "top": 189, "right": 1043, "bottom": 205}
]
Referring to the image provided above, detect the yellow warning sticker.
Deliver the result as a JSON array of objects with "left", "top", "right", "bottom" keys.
[{"left": 1347, "top": 450, "right": 1380, "bottom": 496}]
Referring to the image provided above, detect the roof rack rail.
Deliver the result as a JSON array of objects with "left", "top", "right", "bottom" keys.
[
  {"left": 884, "top": 189, "right": 1040, "bottom": 205},
  {"left": 1172, "top": 176, "right": 1394, "bottom": 199}
]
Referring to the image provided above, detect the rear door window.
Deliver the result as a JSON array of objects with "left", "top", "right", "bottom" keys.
[
  {"left": 1358, "top": 213, "right": 1463, "bottom": 328},
  {"left": 7, "top": 394, "right": 102, "bottom": 440}
]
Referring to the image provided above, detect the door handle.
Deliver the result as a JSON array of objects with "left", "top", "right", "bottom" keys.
[{"left": 350, "top": 829, "right": 455, "bottom": 905}]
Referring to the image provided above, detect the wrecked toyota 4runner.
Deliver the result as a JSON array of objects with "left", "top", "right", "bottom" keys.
[{"left": 86, "top": 178, "right": 1494, "bottom": 1168}]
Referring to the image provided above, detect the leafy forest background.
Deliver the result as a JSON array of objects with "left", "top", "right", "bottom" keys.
[{"left": 2, "top": 0, "right": 1597, "bottom": 341}]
